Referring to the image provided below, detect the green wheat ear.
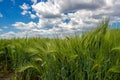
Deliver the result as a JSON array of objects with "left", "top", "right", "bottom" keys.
[
  {"left": 108, "top": 66, "right": 120, "bottom": 73},
  {"left": 111, "top": 47, "right": 120, "bottom": 51}
]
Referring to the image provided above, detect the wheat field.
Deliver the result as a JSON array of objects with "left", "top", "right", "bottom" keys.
[{"left": 0, "top": 20, "right": 120, "bottom": 80}]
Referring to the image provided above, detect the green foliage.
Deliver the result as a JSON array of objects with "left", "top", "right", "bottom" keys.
[{"left": 0, "top": 20, "right": 120, "bottom": 80}]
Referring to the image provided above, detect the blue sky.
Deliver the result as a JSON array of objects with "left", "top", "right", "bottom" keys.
[
  {"left": 0, "top": 0, "right": 120, "bottom": 38},
  {"left": 0, "top": 0, "right": 39, "bottom": 32}
]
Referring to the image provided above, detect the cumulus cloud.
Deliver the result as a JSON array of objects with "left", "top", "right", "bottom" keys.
[
  {"left": 21, "top": 10, "right": 28, "bottom": 15},
  {"left": 20, "top": 3, "right": 30, "bottom": 15},
  {"left": 30, "top": 0, "right": 105, "bottom": 32},
  {"left": 0, "top": 31, "right": 15, "bottom": 39},
  {"left": 32, "top": 0, "right": 120, "bottom": 28},
  {"left": 30, "top": 13, "right": 36, "bottom": 19},
  {"left": 12, "top": 22, "right": 37, "bottom": 30},
  {"left": 28, "top": 11, "right": 36, "bottom": 19},
  {"left": 32, "top": 1, "right": 60, "bottom": 18},
  {"left": 20, "top": 3, "right": 37, "bottom": 19},
  {"left": 58, "top": 0, "right": 106, "bottom": 13},
  {"left": 32, "top": 0, "right": 107, "bottom": 18},
  {"left": 20, "top": 3, "right": 30, "bottom": 10}
]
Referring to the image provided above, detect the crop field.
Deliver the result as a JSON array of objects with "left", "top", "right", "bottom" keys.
[{"left": 0, "top": 21, "right": 120, "bottom": 80}]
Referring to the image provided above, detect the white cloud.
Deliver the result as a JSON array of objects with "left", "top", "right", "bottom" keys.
[
  {"left": 58, "top": 0, "right": 105, "bottom": 13},
  {"left": 12, "top": 22, "right": 37, "bottom": 30},
  {"left": 0, "top": 13, "right": 3, "bottom": 18},
  {"left": 20, "top": 3, "right": 30, "bottom": 10},
  {"left": 21, "top": 10, "right": 28, "bottom": 15},
  {"left": 0, "top": 31, "right": 15, "bottom": 39},
  {"left": 20, "top": 3, "right": 30, "bottom": 15},
  {"left": 30, "top": 13, "right": 36, "bottom": 19},
  {"left": 31, "top": 0, "right": 120, "bottom": 35},
  {"left": 32, "top": 0, "right": 107, "bottom": 18},
  {"left": 28, "top": 11, "right": 36, "bottom": 19},
  {"left": 20, "top": 3, "right": 37, "bottom": 19},
  {"left": 32, "top": 1, "right": 60, "bottom": 18},
  {"left": 30, "top": 0, "right": 107, "bottom": 33},
  {"left": 37, "top": 17, "right": 61, "bottom": 29}
]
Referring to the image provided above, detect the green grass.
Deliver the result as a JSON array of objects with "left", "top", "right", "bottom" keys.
[{"left": 0, "top": 20, "right": 120, "bottom": 80}]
